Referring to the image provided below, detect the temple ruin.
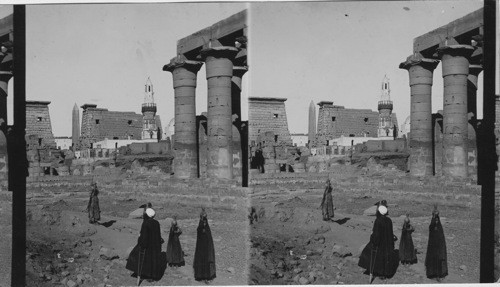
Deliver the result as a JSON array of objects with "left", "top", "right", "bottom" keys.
[
  {"left": 399, "top": 8, "right": 483, "bottom": 180},
  {"left": 163, "top": 10, "right": 248, "bottom": 183},
  {"left": 25, "top": 101, "right": 56, "bottom": 149},
  {"left": 312, "top": 76, "right": 398, "bottom": 148}
]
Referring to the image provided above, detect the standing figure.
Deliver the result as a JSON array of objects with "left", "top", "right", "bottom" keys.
[
  {"left": 358, "top": 205, "right": 398, "bottom": 282},
  {"left": 320, "top": 179, "right": 335, "bottom": 221},
  {"left": 248, "top": 207, "right": 258, "bottom": 224},
  {"left": 193, "top": 209, "right": 216, "bottom": 282},
  {"left": 87, "top": 182, "right": 100, "bottom": 224},
  {"left": 126, "top": 208, "right": 166, "bottom": 284},
  {"left": 425, "top": 205, "right": 448, "bottom": 281},
  {"left": 166, "top": 217, "right": 185, "bottom": 267},
  {"left": 399, "top": 213, "right": 417, "bottom": 265}
]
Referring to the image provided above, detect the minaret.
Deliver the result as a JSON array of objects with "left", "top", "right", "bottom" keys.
[
  {"left": 72, "top": 103, "right": 80, "bottom": 149},
  {"left": 378, "top": 75, "right": 394, "bottom": 138},
  {"left": 308, "top": 100, "right": 316, "bottom": 146},
  {"left": 142, "top": 77, "right": 158, "bottom": 140}
]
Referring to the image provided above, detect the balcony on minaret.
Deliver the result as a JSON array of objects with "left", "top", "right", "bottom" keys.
[
  {"left": 378, "top": 100, "right": 393, "bottom": 111},
  {"left": 142, "top": 102, "right": 157, "bottom": 114}
]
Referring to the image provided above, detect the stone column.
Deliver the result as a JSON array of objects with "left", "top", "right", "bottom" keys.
[
  {"left": 201, "top": 46, "right": 238, "bottom": 179},
  {"left": 0, "top": 72, "right": 12, "bottom": 185},
  {"left": 164, "top": 58, "right": 203, "bottom": 179},
  {"left": 0, "top": 73, "right": 12, "bottom": 132},
  {"left": 231, "top": 66, "right": 247, "bottom": 180},
  {"left": 232, "top": 66, "right": 248, "bottom": 123},
  {"left": 400, "top": 54, "right": 439, "bottom": 177},
  {"left": 467, "top": 64, "right": 483, "bottom": 179},
  {"left": 437, "top": 45, "right": 474, "bottom": 178}
]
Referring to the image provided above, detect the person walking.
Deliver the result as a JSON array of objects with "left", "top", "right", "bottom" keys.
[
  {"left": 358, "top": 205, "right": 399, "bottom": 283},
  {"left": 193, "top": 208, "right": 216, "bottom": 283},
  {"left": 425, "top": 205, "right": 448, "bottom": 281},
  {"left": 126, "top": 208, "right": 166, "bottom": 284}
]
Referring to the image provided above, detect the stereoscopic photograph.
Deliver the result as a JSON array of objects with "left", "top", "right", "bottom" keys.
[
  {"left": 0, "top": 1, "right": 498, "bottom": 287},
  {"left": 247, "top": 0, "right": 495, "bottom": 285}
]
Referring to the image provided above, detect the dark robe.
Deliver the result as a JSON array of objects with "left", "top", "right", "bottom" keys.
[
  {"left": 87, "top": 188, "right": 100, "bottom": 223},
  {"left": 358, "top": 214, "right": 399, "bottom": 278},
  {"left": 126, "top": 217, "right": 166, "bottom": 281},
  {"left": 425, "top": 215, "right": 448, "bottom": 279},
  {"left": 320, "top": 185, "right": 334, "bottom": 220},
  {"left": 399, "top": 221, "right": 417, "bottom": 264},
  {"left": 166, "top": 224, "right": 185, "bottom": 267},
  {"left": 193, "top": 218, "right": 216, "bottom": 281}
]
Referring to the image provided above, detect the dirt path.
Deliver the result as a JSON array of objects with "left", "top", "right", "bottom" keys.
[
  {"left": 26, "top": 189, "right": 249, "bottom": 286},
  {"left": 250, "top": 187, "right": 480, "bottom": 285}
]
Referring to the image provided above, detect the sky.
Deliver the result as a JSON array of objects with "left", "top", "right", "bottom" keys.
[
  {"left": 22, "top": 3, "right": 248, "bottom": 136},
  {"left": 250, "top": 1, "right": 486, "bottom": 134},
  {"left": 1, "top": 1, "right": 497, "bottom": 137}
]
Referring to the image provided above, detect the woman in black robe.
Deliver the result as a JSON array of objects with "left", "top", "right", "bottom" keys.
[
  {"left": 320, "top": 179, "right": 335, "bottom": 221},
  {"left": 399, "top": 213, "right": 417, "bottom": 265},
  {"left": 425, "top": 205, "right": 448, "bottom": 281},
  {"left": 126, "top": 208, "right": 166, "bottom": 283},
  {"left": 87, "top": 182, "right": 100, "bottom": 224},
  {"left": 358, "top": 205, "right": 399, "bottom": 282},
  {"left": 193, "top": 209, "right": 216, "bottom": 282},
  {"left": 166, "top": 217, "right": 185, "bottom": 267}
]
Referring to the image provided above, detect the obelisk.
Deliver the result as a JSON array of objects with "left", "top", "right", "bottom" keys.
[
  {"left": 308, "top": 100, "right": 316, "bottom": 146},
  {"left": 72, "top": 103, "right": 80, "bottom": 149}
]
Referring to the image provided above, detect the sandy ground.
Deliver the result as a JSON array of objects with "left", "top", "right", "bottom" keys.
[
  {"left": 249, "top": 185, "right": 481, "bottom": 285},
  {"left": 26, "top": 185, "right": 249, "bottom": 287}
]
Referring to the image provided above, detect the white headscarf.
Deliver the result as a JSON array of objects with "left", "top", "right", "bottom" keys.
[
  {"left": 145, "top": 208, "right": 155, "bottom": 218},
  {"left": 378, "top": 205, "right": 388, "bottom": 216}
]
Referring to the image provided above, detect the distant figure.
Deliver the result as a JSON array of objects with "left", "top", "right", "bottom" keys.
[
  {"left": 166, "top": 217, "right": 185, "bottom": 267},
  {"left": 126, "top": 208, "right": 166, "bottom": 284},
  {"left": 425, "top": 205, "right": 448, "bottom": 281},
  {"left": 320, "top": 179, "right": 335, "bottom": 221},
  {"left": 248, "top": 207, "right": 258, "bottom": 224},
  {"left": 399, "top": 213, "right": 417, "bottom": 265},
  {"left": 157, "top": 127, "right": 162, "bottom": 142},
  {"left": 255, "top": 149, "right": 265, "bottom": 173},
  {"left": 87, "top": 182, "right": 100, "bottom": 224},
  {"left": 358, "top": 205, "right": 399, "bottom": 283},
  {"left": 193, "top": 208, "right": 216, "bottom": 283}
]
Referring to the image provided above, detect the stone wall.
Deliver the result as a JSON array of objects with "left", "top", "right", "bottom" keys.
[
  {"left": 129, "top": 141, "right": 169, "bottom": 155},
  {"left": 80, "top": 104, "right": 143, "bottom": 148},
  {"left": 248, "top": 97, "right": 292, "bottom": 146},
  {"left": 25, "top": 101, "right": 56, "bottom": 149},
  {"left": 364, "top": 139, "right": 406, "bottom": 152},
  {"left": 316, "top": 102, "right": 379, "bottom": 146}
]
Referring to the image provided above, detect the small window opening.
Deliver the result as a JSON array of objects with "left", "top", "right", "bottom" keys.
[
  {"left": 349, "top": 134, "right": 355, "bottom": 137},
  {"left": 95, "top": 119, "right": 100, "bottom": 124},
  {"left": 113, "top": 137, "right": 118, "bottom": 140},
  {"left": 38, "top": 138, "right": 42, "bottom": 146},
  {"left": 274, "top": 135, "right": 278, "bottom": 142},
  {"left": 37, "top": 117, "right": 42, "bottom": 122},
  {"left": 128, "top": 120, "right": 133, "bottom": 125},
  {"left": 364, "top": 117, "right": 368, "bottom": 123},
  {"left": 273, "top": 114, "right": 278, "bottom": 118},
  {"left": 332, "top": 117, "right": 336, "bottom": 121}
]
